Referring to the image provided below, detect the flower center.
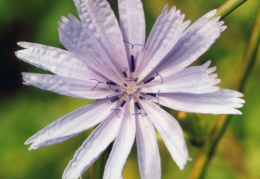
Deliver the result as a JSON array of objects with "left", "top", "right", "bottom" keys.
[{"left": 122, "top": 81, "right": 138, "bottom": 97}]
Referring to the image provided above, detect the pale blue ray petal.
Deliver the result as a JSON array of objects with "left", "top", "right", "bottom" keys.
[
  {"left": 135, "top": 108, "right": 161, "bottom": 179},
  {"left": 73, "top": 0, "right": 129, "bottom": 76},
  {"left": 136, "top": 5, "right": 189, "bottom": 81},
  {"left": 25, "top": 99, "right": 116, "bottom": 150},
  {"left": 22, "top": 73, "right": 112, "bottom": 99},
  {"left": 139, "top": 100, "right": 190, "bottom": 170},
  {"left": 141, "top": 62, "right": 220, "bottom": 94},
  {"left": 16, "top": 42, "right": 103, "bottom": 81},
  {"left": 146, "top": 60, "right": 214, "bottom": 84},
  {"left": 118, "top": 0, "right": 146, "bottom": 61},
  {"left": 58, "top": 14, "right": 123, "bottom": 83},
  {"left": 157, "top": 89, "right": 245, "bottom": 114},
  {"left": 62, "top": 111, "right": 123, "bottom": 179},
  {"left": 103, "top": 100, "right": 135, "bottom": 179},
  {"left": 157, "top": 10, "right": 225, "bottom": 77}
]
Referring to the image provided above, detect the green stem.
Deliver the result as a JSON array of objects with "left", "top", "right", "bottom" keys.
[
  {"left": 90, "top": 143, "right": 112, "bottom": 179},
  {"left": 189, "top": 7, "right": 260, "bottom": 179},
  {"left": 214, "top": 0, "right": 247, "bottom": 19}
]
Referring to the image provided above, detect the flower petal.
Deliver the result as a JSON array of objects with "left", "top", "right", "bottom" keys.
[
  {"left": 58, "top": 14, "right": 123, "bottom": 83},
  {"left": 139, "top": 100, "right": 190, "bottom": 170},
  {"left": 22, "top": 73, "right": 112, "bottom": 99},
  {"left": 103, "top": 100, "right": 135, "bottom": 179},
  {"left": 157, "top": 9, "right": 226, "bottom": 77},
  {"left": 62, "top": 111, "right": 122, "bottom": 179},
  {"left": 135, "top": 108, "right": 161, "bottom": 179},
  {"left": 141, "top": 62, "right": 220, "bottom": 94},
  {"left": 136, "top": 5, "right": 189, "bottom": 81},
  {"left": 73, "top": 0, "right": 129, "bottom": 76},
  {"left": 118, "top": 0, "right": 146, "bottom": 60},
  {"left": 157, "top": 89, "right": 245, "bottom": 114},
  {"left": 25, "top": 99, "right": 116, "bottom": 150},
  {"left": 16, "top": 42, "right": 103, "bottom": 81}
]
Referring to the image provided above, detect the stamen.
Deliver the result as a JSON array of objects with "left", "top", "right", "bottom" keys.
[
  {"left": 111, "top": 100, "right": 127, "bottom": 118},
  {"left": 144, "top": 77, "right": 155, "bottom": 84},
  {"left": 122, "top": 68, "right": 128, "bottom": 78},
  {"left": 143, "top": 68, "right": 163, "bottom": 84},
  {"left": 131, "top": 55, "right": 135, "bottom": 72},
  {"left": 133, "top": 101, "right": 147, "bottom": 117},
  {"left": 135, "top": 101, "right": 141, "bottom": 111},
  {"left": 146, "top": 90, "right": 161, "bottom": 105},
  {"left": 111, "top": 108, "right": 120, "bottom": 118},
  {"left": 126, "top": 77, "right": 138, "bottom": 82},
  {"left": 107, "top": 96, "right": 119, "bottom": 103},
  {"left": 138, "top": 92, "right": 154, "bottom": 100},
  {"left": 106, "top": 85, "right": 122, "bottom": 103},
  {"left": 90, "top": 79, "right": 104, "bottom": 90},
  {"left": 123, "top": 40, "right": 145, "bottom": 73},
  {"left": 122, "top": 91, "right": 131, "bottom": 97},
  {"left": 138, "top": 92, "right": 146, "bottom": 100},
  {"left": 106, "top": 81, "right": 120, "bottom": 92},
  {"left": 122, "top": 68, "right": 138, "bottom": 82},
  {"left": 106, "top": 80, "right": 117, "bottom": 86},
  {"left": 157, "top": 89, "right": 161, "bottom": 106},
  {"left": 154, "top": 68, "right": 164, "bottom": 84},
  {"left": 120, "top": 100, "right": 127, "bottom": 108},
  {"left": 146, "top": 93, "right": 157, "bottom": 97},
  {"left": 123, "top": 40, "right": 145, "bottom": 48},
  {"left": 139, "top": 96, "right": 144, "bottom": 100},
  {"left": 129, "top": 88, "right": 141, "bottom": 101}
]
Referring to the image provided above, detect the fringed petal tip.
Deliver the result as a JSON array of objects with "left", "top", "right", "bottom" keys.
[
  {"left": 234, "top": 91, "right": 245, "bottom": 98},
  {"left": 58, "top": 15, "right": 73, "bottom": 30},
  {"left": 201, "top": 60, "right": 219, "bottom": 76},
  {"left": 22, "top": 72, "right": 33, "bottom": 85},
  {"left": 212, "top": 89, "right": 245, "bottom": 115},
  {"left": 62, "top": 168, "right": 82, "bottom": 179},
  {"left": 179, "top": 156, "right": 192, "bottom": 170},
  {"left": 26, "top": 140, "right": 54, "bottom": 151},
  {"left": 212, "top": 15, "right": 227, "bottom": 33},
  {"left": 178, "top": 153, "right": 193, "bottom": 170},
  {"left": 58, "top": 14, "right": 80, "bottom": 32},
  {"left": 17, "top": 41, "right": 40, "bottom": 49},
  {"left": 28, "top": 145, "right": 38, "bottom": 151},
  {"left": 157, "top": 87, "right": 244, "bottom": 115},
  {"left": 201, "top": 60, "right": 212, "bottom": 68},
  {"left": 221, "top": 25, "right": 227, "bottom": 32},
  {"left": 67, "top": 13, "right": 76, "bottom": 20},
  {"left": 203, "top": 9, "right": 227, "bottom": 35},
  {"left": 183, "top": 19, "right": 191, "bottom": 30},
  {"left": 14, "top": 51, "right": 19, "bottom": 58},
  {"left": 179, "top": 143, "right": 192, "bottom": 170},
  {"left": 24, "top": 138, "right": 40, "bottom": 150},
  {"left": 24, "top": 134, "right": 42, "bottom": 150},
  {"left": 22, "top": 72, "right": 42, "bottom": 86},
  {"left": 24, "top": 137, "right": 34, "bottom": 145},
  {"left": 163, "top": 4, "right": 169, "bottom": 12},
  {"left": 231, "top": 91, "right": 245, "bottom": 115},
  {"left": 14, "top": 51, "right": 23, "bottom": 62},
  {"left": 209, "top": 9, "right": 218, "bottom": 17}
]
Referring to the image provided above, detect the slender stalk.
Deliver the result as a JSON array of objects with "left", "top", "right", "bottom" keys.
[
  {"left": 90, "top": 153, "right": 106, "bottom": 179},
  {"left": 214, "top": 0, "right": 247, "bottom": 19},
  {"left": 94, "top": 153, "right": 106, "bottom": 179},
  {"left": 90, "top": 161, "right": 97, "bottom": 179},
  {"left": 90, "top": 143, "right": 113, "bottom": 179},
  {"left": 189, "top": 8, "right": 260, "bottom": 179}
]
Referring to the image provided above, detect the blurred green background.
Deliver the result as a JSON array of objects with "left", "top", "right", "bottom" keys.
[{"left": 0, "top": 0, "right": 259, "bottom": 178}]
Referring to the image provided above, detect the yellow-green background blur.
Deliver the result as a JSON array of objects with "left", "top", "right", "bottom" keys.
[{"left": 0, "top": 0, "right": 259, "bottom": 178}]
